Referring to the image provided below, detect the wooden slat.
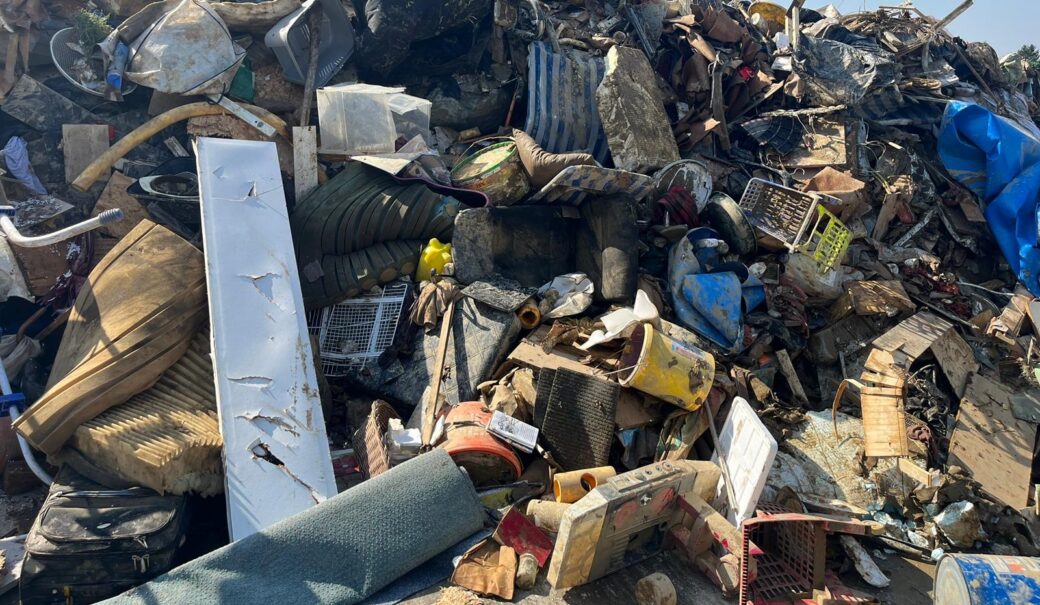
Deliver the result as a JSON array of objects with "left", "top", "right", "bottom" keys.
[
  {"left": 12, "top": 221, "right": 206, "bottom": 454},
  {"left": 858, "top": 349, "right": 909, "bottom": 457},
  {"left": 90, "top": 172, "right": 150, "bottom": 239},
  {"left": 949, "top": 374, "right": 1037, "bottom": 508},
  {"left": 293, "top": 126, "right": 319, "bottom": 202},
  {"left": 63, "top": 124, "right": 110, "bottom": 184}
]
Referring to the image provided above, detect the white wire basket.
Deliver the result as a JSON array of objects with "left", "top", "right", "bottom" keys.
[{"left": 307, "top": 281, "right": 409, "bottom": 377}]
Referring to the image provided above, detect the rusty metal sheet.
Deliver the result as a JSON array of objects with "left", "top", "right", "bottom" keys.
[{"left": 196, "top": 137, "right": 336, "bottom": 541}]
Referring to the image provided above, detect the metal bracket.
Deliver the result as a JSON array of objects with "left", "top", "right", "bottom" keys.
[{"left": 207, "top": 95, "right": 277, "bottom": 138}]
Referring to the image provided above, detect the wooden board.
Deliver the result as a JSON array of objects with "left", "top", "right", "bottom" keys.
[
  {"left": 870, "top": 311, "right": 977, "bottom": 398},
  {"left": 9, "top": 240, "right": 66, "bottom": 297},
  {"left": 782, "top": 119, "right": 847, "bottom": 167},
  {"left": 70, "top": 331, "right": 222, "bottom": 496},
  {"left": 948, "top": 374, "right": 1038, "bottom": 509},
  {"left": 12, "top": 221, "right": 207, "bottom": 455},
  {"left": 196, "top": 137, "right": 336, "bottom": 541},
  {"left": 2, "top": 76, "right": 97, "bottom": 133},
  {"left": 90, "top": 172, "right": 150, "bottom": 239},
  {"left": 859, "top": 349, "right": 909, "bottom": 458},
  {"left": 292, "top": 126, "right": 319, "bottom": 202},
  {"left": 63, "top": 125, "right": 110, "bottom": 184}
]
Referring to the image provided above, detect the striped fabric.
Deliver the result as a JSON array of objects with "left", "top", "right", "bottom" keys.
[
  {"left": 528, "top": 165, "right": 653, "bottom": 206},
  {"left": 524, "top": 42, "right": 611, "bottom": 165}
]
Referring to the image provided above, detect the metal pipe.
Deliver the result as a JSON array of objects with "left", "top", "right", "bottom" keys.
[
  {"left": 0, "top": 209, "right": 124, "bottom": 248},
  {"left": 0, "top": 355, "right": 11, "bottom": 395},
  {"left": 0, "top": 361, "right": 51, "bottom": 485},
  {"left": 8, "top": 405, "right": 52, "bottom": 485}
]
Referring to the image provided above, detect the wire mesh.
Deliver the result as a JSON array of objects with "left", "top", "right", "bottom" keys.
[
  {"left": 738, "top": 178, "right": 817, "bottom": 249},
  {"left": 307, "top": 281, "right": 408, "bottom": 376}
]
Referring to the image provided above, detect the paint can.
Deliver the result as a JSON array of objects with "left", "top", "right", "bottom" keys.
[
  {"left": 440, "top": 401, "right": 522, "bottom": 487},
  {"left": 934, "top": 553, "right": 1040, "bottom": 605},
  {"left": 451, "top": 141, "right": 530, "bottom": 206},
  {"left": 618, "top": 323, "right": 715, "bottom": 411}
]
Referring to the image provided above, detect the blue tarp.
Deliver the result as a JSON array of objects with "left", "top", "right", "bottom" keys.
[{"left": 938, "top": 101, "right": 1040, "bottom": 295}]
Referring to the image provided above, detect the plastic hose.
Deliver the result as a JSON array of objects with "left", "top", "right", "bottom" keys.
[
  {"left": 0, "top": 209, "right": 123, "bottom": 248},
  {"left": 70, "top": 102, "right": 305, "bottom": 193},
  {"left": 8, "top": 405, "right": 52, "bottom": 485},
  {"left": 0, "top": 363, "right": 52, "bottom": 485}
]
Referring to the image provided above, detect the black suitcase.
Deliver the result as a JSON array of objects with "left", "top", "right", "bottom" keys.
[{"left": 19, "top": 467, "right": 191, "bottom": 605}]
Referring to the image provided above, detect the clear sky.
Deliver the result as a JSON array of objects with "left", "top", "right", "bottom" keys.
[{"left": 824, "top": 0, "right": 1033, "bottom": 57}]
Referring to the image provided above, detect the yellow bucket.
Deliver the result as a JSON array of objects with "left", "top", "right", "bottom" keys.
[{"left": 618, "top": 323, "right": 715, "bottom": 411}]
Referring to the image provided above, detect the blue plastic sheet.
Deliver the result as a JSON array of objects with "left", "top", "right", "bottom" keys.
[{"left": 938, "top": 101, "right": 1040, "bottom": 295}]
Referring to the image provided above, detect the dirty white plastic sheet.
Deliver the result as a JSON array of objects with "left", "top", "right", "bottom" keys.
[
  {"left": 712, "top": 396, "right": 777, "bottom": 526},
  {"left": 196, "top": 137, "right": 336, "bottom": 541},
  {"left": 578, "top": 289, "right": 658, "bottom": 350}
]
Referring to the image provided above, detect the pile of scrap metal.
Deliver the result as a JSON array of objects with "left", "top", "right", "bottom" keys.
[{"left": 3, "top": 0, "right": 1040, "bottom": 603}]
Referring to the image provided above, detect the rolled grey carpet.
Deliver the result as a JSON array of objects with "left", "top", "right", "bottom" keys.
[{"left": 102, "top": 449, "right": 485, "bottom": 605}]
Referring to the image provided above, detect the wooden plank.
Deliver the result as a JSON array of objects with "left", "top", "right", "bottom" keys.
[
  {"left": 196, "top": 137, "right": 336, "bottom": 541},
  {"left": 948, "top": 374, "right": 1037, "bottom": 509},
  {"left": 292, "top": 126, "right": 319, "bottom": 202},
  {"left": 871, "top": 312, "right": 953, "bottom": 360},
  {"left": 12, "top": 222, "right": 207, "bottom": 455},
  {"left": 776, "top": 349, "right": 808, "bottom": 405},
  {"left": 868, "top": 311, "right": 977, "bottom": 398},
  {"left": 63, "top": 124, "right": 111, "bottom": 184},
  {"left": 11, "top": 241, "right": 69, "bottom": 297},
  {"left": 859, "top": 350, "right": 909, "bottom": 458},
  {"left": 897, "top": 458, "right": 940, "bottom": 488},
  {"left": 930, "top": 328, "right": 977, "bottom": 398},
  {"left": 90, "top": 172, "right": 150, "bottom": 240},
  {"left": 845, "top": 281, "right": 915, "bottom": 317},
  {"left": 3, "top": 75, "right": 96, "bottom": 133},
  {"left": 987, "top": 292, "right": 1032, "bottom": 345}
]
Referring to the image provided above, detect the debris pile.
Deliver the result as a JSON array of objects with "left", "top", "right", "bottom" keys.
[{"left": 1, "top": 0, "right": 1040, "bottom": 604}]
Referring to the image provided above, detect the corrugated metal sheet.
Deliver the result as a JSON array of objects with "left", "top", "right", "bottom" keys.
[{"left": 524, "top": 42, "right": 610, "bottom": 165}]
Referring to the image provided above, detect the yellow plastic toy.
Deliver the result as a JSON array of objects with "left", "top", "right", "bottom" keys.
[{"left": 416, "top": 238, "right": 452, "bottom": 282}]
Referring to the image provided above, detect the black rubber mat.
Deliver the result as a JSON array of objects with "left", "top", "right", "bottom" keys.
[{"left": 535, "top": 368, "right": 619, "bottom": 471}]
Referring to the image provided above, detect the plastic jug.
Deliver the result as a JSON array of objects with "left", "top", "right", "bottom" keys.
[{"left": 416, "top": 238, "right": 452, "bottom": 282}]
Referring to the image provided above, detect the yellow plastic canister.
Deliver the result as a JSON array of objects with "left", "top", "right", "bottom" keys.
[
  {"left": 416, "top": 238, "right": 452, "bottom": 282},
  {"left": 618, "top": 323, "right": 715, "bottom": 411}
]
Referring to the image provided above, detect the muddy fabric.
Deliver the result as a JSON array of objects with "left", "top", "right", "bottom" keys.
[
  {"left": 410, "top": 280, "right": 459, "bottom": 333},
  {"left": 450, "top": 540, "right": 516, "bottom": 600},
  {"left": 511, "top": 129, "right": 597, "bottom": 189},
  {"left": 355, "top": 0, "right": 493, "bottom": 81}
]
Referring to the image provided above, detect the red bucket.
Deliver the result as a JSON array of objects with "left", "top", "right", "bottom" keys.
[{"left": 439, "top": 401, "right": 522, "bottom": 487}]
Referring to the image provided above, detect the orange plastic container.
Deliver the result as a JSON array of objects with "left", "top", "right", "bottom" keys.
[{"left": 440, "top": 401, "right": 522, "bottom": 487}]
